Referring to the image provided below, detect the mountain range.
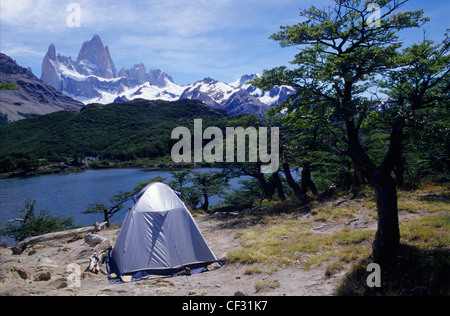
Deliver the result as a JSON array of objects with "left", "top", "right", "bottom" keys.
[
  {"left": 0, "top": 53, "right": 84, "bottom": 123},
  {"left": 40, "top": 35, "right": 295, "bottom": 115}
]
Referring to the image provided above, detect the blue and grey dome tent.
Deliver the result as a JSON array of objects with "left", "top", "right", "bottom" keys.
[{"left": 107, "top": 182, "right": 219, "bottom": 281}]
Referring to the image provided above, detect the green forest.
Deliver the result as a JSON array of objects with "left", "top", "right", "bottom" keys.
[
  {"left": 250, "top": 0, "right": 450, "bottom": 264},
  {"left": 0, "top": 99, "right": 257, "bottom": 173}
]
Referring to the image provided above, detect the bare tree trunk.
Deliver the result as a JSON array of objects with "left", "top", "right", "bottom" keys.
[
  {"left": 201, "top": 188, "right": 209, "bottom": 212},
  {"left": 301, "top": 163, "right": 318, "bottom": 198},
  {"left": 272, "top": 171, "right": 286, "bottom": 201},
  {"left": 345, "top": 118, "right": 404, "bottom": 263},
  {"left": 372, "top": 118, "right": 404, "bottom": 263},
  {"left": 372, "top": 174, "right": 400, "bottom": 263},
  {"left": 241, "top": 163, "right": 273, "bottom": 200},
  {"left": 282, "top": 162, "right": 307, "bottom": 202},
  {"left": 351, "top": 170, "right": 364, "bottom": 198},
  {"left": 394, "top": 147, "right": 405, "bottom": 187},
  {"left": 254, "top": 172, "right": 273, "bottom": 200},
  {"left": 10, "top": 222, "right": 108, "bottom": 255}
]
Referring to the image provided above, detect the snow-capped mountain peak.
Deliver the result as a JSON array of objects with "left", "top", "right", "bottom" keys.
[
  {"left": 230, "top": 73, "right": 260, "bottom": 89},
  {"left": 40, "top": 35, "right": 295, "bottom": 115},
  {"left": 230, "top": 74, "right": 296, "bottom": 107},
  {"left": 179, "top": 77, "right": 268, "bottom": 116},
  {"left": 41, "top": 35, "right": 178, "bottom": 104}
]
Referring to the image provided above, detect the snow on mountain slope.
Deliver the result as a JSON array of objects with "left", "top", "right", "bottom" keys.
[
  {"left": 40, "top": 35, "right": 294, "bottom": 115},
  {"left": 181, "top": 78, "right": 240, "bottom": 106},
  {"left": 81, "top": 81, "right": 187, "bottom": 105},
  {"left": 58, "top": 63, "right": 122, "bottom": 83},
  {"left": 230, "top": 74, "right": 296, "bottom": 107},
  {"left": 180, "top": 78, "right": 268, "bottom": 116}
]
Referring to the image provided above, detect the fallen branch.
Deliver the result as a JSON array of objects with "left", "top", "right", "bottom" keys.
[
  {"left": 345, "top": 218, "right": 359, "bottom": 227},
  {"left": 88, "top": 238, "right": 112, "bottom": 274},
  {"left": 251, "top": 195, "right": 265, "bottom": 212},
  {"left": 10, "top": 222, "right": 108, "bottom": 255},
  {"left": 84, "top": 232, "right": 107, "bottom": 247},
  {"left": 334, "top": 199, "right": 348, "bottom": 207}
]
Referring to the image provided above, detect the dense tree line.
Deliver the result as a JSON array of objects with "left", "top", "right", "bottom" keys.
[
  {"left": 251, "top": 0, "right": 449, "bottom": 263},
  {"left": 0, "top": 99, "right": 235, "bottom": 172}
]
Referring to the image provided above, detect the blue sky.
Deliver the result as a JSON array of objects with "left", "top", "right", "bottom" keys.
[{"left": 1, "top": 0, "right": 449, "bottom": 86}]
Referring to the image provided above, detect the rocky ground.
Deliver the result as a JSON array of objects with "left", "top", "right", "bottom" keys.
[
  {"left": 1, "top": 184, "right": 447, "bottom": 296},
  {"left": 0, "top": 214, "right": 347, "bottom": 296}
]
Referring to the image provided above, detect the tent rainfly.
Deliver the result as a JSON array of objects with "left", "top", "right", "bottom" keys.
[{"left": 107, "top": 182, "right": 219, "bottom": 281}]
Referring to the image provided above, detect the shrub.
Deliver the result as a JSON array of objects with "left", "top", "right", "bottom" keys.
[{"left": 0, "top": 200, "right": 77, "bottom": 242}]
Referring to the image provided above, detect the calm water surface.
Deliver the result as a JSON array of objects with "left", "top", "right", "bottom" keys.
[{"left": 0, "top": 168, "right": 237, "bottom": 243}]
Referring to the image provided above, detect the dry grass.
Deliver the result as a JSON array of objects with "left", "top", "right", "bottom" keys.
[
  {"left": 227, "top": 220, "right": 374, "bottom": 270},
  {"left": 226, "top": 181, "right": 449, "bottom": 295},
  {"left": 254, "top": 280, "right": 280, "bottom": 293},
  {"left": 400, "top": 214, "right": 450, "bottom": 248}
]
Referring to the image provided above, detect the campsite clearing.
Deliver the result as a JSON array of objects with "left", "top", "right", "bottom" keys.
[
  {"left": 0, "top": 214, "right": 344, "bottom": 296},
  {"left": 0, "top": 183, "right": 448, "bottom": 296}
]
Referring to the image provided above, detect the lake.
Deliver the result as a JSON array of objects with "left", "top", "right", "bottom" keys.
[{"left": 0, "top": 168, "right": 243, "bottom": 244}]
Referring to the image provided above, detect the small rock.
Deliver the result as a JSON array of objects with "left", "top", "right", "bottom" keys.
[
  {"left": 120, "top": 275, "right": 132, "bottom": 283},
  {"left": 209, "top": 262, "right": 221, "bottom": 270},
  {"left": 84, "top": 233, "right": 107, "bottom": 247},
  {"left": 34, "top": 271, "right": 52, "bottom": 281},
  {"left": 50, "top": 278, "right": 68, "bottom": 289},
  {"left": 81, "top": 271, "right": 94, "bottom": 280},
  {"left": 12, "top": 267, "right": 30, "bottom": 280}
]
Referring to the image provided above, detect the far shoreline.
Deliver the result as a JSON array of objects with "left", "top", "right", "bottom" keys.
[{"left": 0, "top": 158, "right": 220, "bottom": 180}]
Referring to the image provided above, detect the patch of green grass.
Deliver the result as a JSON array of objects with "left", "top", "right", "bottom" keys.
[
  {"left": 417, "top": 181, "right": 449, "bottom": 193},
  {"left": 227, "top": 183, "right": 449, "bottom": 295},
  {"left": 397, "top": 198, "right": 449, "bottom": 215},
  {"left": 244, "top": 266, "right": 264, "bottom": 275},
  {"left": 400, "top": 214, "right": 450, "bottom": 248},
  {"left": 227, "top": 217, "right": 374, "bottom": 269},
  {"left": 397, "top": 182, "right": 450, "bottom": 215},
  {"left": 421, "top": 199, "right": 450, "bottom": 213},
  {"left": 325, "top": 262, "right": 346, "bottom": 278},
  {"left": 244, "top": 266, "right": 278, "bottom": 275},
  {"left": 311, "top": 204, "right": 359, "bottom": 222},
  {"left": 333, "top": 228, "right": 374, "bottom": 245},
  {"left": 397, "top": 201, "right": 422, "bottom": 213},
  {"left": 254, "top": 280, "right": 280, "bottom": 293}
]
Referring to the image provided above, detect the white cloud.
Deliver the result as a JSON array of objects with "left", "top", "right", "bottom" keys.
[
  {"left": 111, "top": 32, "right": 234, "bottom": 82},
  {"left": 0, "top": 0, "right": 323, "bottom": 83},
  {"left": 81, "top": 0, "right": 240, "bottom": 37},
  {"left": 0, "top": 42, "right": 43, "bottom": 58},
  {"left": 0, "top": 0, "right": 68, "bottom": 31}
]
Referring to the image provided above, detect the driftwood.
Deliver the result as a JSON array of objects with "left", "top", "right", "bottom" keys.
[
  {"left": 88, "top": 235, "right": 112, "bottom": 274},
  {"left": 10, "top": 222, "right": 108, "bottom": 255},
  {"left": 84, "top": 232, "right": 108, "bottom": 247}
]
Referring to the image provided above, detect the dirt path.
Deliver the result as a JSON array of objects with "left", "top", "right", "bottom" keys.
[{"left": 0, "top": 214, "right": 347, "bottom": 296}]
